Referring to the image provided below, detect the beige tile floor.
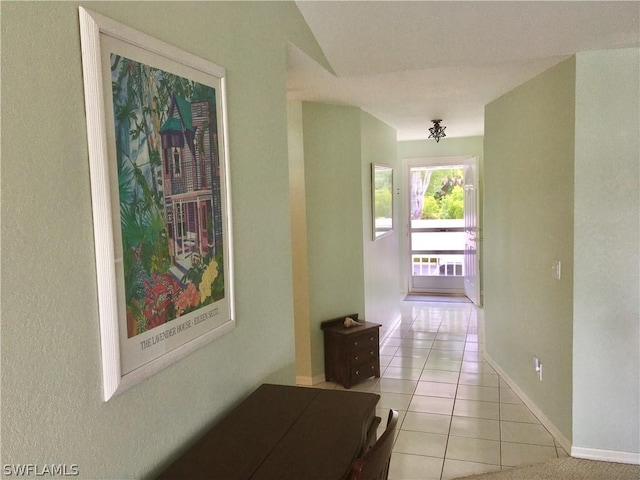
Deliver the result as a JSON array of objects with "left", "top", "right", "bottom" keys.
[{"left": 312, "top": 300, "right": 567, "bottom": 480}]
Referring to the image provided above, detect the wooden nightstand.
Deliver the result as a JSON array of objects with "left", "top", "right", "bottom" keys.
[{"left": 321, "top": 313, "right": 381, "bottom": 389}]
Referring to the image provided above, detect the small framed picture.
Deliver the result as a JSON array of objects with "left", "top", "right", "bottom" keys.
[{"left": 372, "top": 164, "right": 393, "bottom": 240}]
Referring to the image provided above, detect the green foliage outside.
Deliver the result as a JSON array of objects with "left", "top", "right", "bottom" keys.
[
  {"left": 375, "top": 188, "right": 392, "bottom": 219},
  {"left": 374, "top": 166, "right": 393, "bottom": 219},
  {"left": 421, "top": 196, "right": 440, "bottom": 219},
  {"left": 439, "top": 186, "right": 464, "bottom": 219},
  {"left": 375, "top": 172, "right": 392, "bottom": 190},
  {"left": 421, "top": 168, "right": 464, "bottom": 220}
]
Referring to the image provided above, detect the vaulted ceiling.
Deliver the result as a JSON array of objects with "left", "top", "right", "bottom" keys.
[{"left": 288, "top": 1, "right": 640, "bottom": 140}]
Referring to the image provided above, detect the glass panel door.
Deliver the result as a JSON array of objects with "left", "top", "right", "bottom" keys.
[
  {"left": 409, "top": 165, "right": 465, "bottom": 294},
  {"left": 463, "top": 159, "right": 481, "bottom": 305}
]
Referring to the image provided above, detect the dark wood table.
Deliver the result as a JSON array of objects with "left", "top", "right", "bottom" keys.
[{"left": 156, "top": 384, "right": 380, "bottom": 480}]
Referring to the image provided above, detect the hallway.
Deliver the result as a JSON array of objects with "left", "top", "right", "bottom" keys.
[{"left": 314, "top": 300, "right": 567, "bottom": 479}]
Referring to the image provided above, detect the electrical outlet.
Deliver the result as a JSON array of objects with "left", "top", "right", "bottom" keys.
[{"left": 533, "top": 356, "right": 543, "bottom": 381}]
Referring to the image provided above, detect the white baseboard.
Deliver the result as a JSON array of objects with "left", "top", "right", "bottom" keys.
[
  {"left": 295, "top": 374, "right": 326, "bottom": 386},
  {"left": 380, "top": 314, "right": 402, "bottom": 344},
  {"left": 484, "top": 353, "right": 640, "bottom": 465},
  {"left": 483, "top": 352, "right": 572, "bottom": 454},
  {"left": 571, "top": 446, "right": 640, "bottom": 465}
]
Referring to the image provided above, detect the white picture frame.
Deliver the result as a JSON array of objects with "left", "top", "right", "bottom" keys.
[
  {"left": 372, "top": 164, "right": 393, "bottom": 240},
  {"left": 79, "top": 8, "right": 235, "bottom": 401}
]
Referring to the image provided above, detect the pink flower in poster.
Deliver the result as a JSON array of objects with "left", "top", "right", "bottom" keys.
[
  {"left": 175, "top": 283, "right": 200, "bottom": 316},
  {"left": 142, "top": 273, "right": 181, "bottom": 330}
]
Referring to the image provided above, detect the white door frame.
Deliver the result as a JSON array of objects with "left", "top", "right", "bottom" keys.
[
  {"left": 402, "top": 156, "right": 477, "bottom": 297},
  {"left": 463, "top": 157, "right": 482, "bottom": 305}
]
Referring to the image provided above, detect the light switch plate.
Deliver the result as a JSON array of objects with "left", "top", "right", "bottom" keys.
[{"left": 552, "top": 260, "right": 561, "bottom": 280}]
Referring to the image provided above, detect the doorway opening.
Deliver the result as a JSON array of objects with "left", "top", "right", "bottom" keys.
[{"left": 407, "top": 157, "right": 480, "bottom": 304}]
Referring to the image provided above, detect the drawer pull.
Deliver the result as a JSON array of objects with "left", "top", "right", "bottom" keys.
[
  {"left": 370, "top": 351, "right": 375, "bottom": 356},
  {"left": 354, "top": 355, "right": 359, "bottom": 361},
  {"left": 355, "top": 370, "right": 360, "bottom": 376},
  {"left": 354, "top": 341, "right": 359, "bottom": 347},
  {"left": 370, "top": 336, "right": 375, "bottom": 341}
]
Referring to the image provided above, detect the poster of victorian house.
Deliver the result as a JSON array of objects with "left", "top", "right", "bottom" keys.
[{"left": 110, "top": 53, "right": 230, "bottom": 344}]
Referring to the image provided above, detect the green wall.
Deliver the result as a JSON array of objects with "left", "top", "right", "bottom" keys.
[
  {"left": 361, "top": 112, "right": 402, "bottom": 338},
  {"left": 1, "top": 2, "right": 327, "bottom": 478},
  {"left": 573, "top": 48, "right": 639, "bottom": 457},
  {"left": 484, "top": 58, "right": 576, "bottom": 444},
  {"left": 484, "top": 50, "right": 640, "bottom": 459},
  {"left": 398, "top": 136, "right": 484, "bottom": 161},
  {"left": 300, "top": 102, "right": 366, "bottom": 377},
  {"left": 293, "top": 104, "right": 401, "bottom": 379}
]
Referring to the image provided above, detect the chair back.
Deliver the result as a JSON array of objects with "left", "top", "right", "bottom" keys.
[{"left": 348, "top": 409, "right": 399, "bottom": 480}]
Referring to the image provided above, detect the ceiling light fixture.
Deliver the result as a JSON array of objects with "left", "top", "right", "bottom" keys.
[{"left": 428, "top": 119, "right": 446, "bottom": 142}]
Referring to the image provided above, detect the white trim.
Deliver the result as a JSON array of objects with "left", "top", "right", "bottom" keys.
[
  {"left": 484, "top": 352, "right": 572, "bottom": 454},
  {"left": 485, "top": 352, "right": 640, "bottom": 465},
  {"left": 380, "top": 314, "right": 402, "bottom": 344},
  {"left": 571, "top": 447, "right": 640, "bottom": 465},
  {"left": 79, "top": 7, "right": 122, "bottom": 400},
  {"left": 402, "top": 155, "right": 475, "bottom": 296}
]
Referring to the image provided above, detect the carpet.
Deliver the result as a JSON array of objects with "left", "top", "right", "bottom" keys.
[
  {"left": 404, "top": 295, "right": 472, "bottom": 303},
  {"left": 455, "top": 457, "right": 640, "bottom": 479}
]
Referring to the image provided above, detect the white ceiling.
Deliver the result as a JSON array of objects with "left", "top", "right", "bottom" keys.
[{"left": 288, "top": 1, "right": 640, "bottom": 140}]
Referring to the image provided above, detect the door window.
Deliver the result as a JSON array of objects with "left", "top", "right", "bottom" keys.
[{"left": 409, "top": 166, "right": 465, "bottom": 293}]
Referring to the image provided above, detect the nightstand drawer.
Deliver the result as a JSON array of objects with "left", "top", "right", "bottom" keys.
[
  {"left": 352, "top": 349, "right": 378, "bottom": 366},
  {"left": 351, "top": 332, "right": 378, "bottom": 351},
  {"left": 351, "top": 362, "right": 379, "bottom": 382}
]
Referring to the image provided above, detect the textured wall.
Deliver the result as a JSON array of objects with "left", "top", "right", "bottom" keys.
[
  {"left": 573, "top": 48, "right": 640, "bottom": 457},
  {"left": 484, "top": 58, "right": 576, "bottom": 443},
  {"left": 300, "top": 102, "right": 366, "bottom": 377},
  {"left": 360, "top": 112, "right": 402, "bottom": 338},
  {"left": 1, "top": 2, "right": 327, "bottom": 478},
  {"left": 289, "top": 104, "right": 402, "bottom": 382}
]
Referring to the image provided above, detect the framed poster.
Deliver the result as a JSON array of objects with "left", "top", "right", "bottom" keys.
[
  {"left": 372, "top": 164, "right": 393, "bottom": 240},
  {"left": 79, "top": 8, "right": 234, "bottom": 400}
]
